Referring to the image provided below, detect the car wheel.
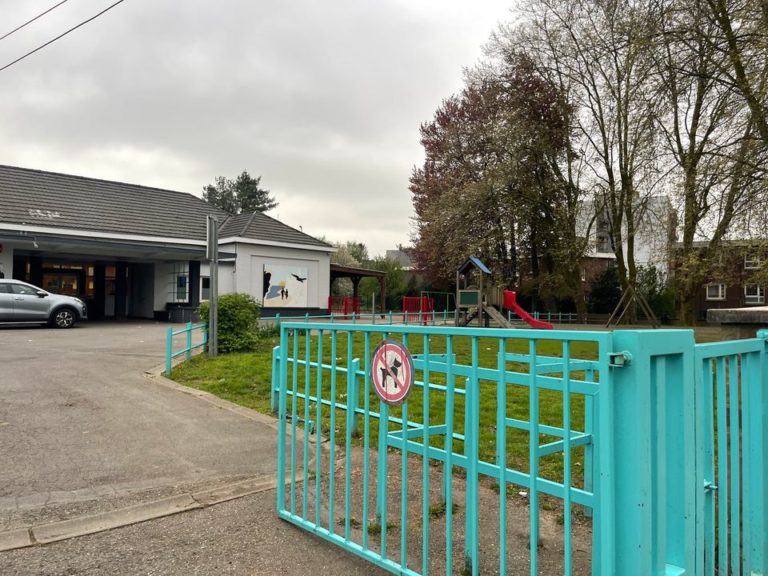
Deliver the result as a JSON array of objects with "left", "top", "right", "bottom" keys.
[{"left": 52, "top": 307, "right": 76, "bottom": 329}]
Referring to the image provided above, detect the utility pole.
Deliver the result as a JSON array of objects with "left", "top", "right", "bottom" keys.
[{"left": 206, "top": 215, "right": 219, "bottom": 357}]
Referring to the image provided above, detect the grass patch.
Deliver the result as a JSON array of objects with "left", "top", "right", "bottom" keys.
[
  {"left": 171, "top": 329, "right": 601, "bottom": 484},
  {"left": 428, "top": 500, "right": 460, "bottom": 519},
  {"left": 171, "top": 334, "right": 279, "bottom": 414},
  {"left": 367, "top": 520, "right": 398, "bottom": 535}
]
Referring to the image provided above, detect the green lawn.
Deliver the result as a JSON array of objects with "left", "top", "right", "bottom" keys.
[{"left": 171, "top": 329, "right": 603, "bottom": 489}]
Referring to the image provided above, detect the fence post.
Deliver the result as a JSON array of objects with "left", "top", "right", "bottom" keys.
[
  {"left": 464, "top": 339, "right": 480, "bottom": 575},
  {"left": 600, "top": 330, "right": 697, "bottom": 574},
  {"left": 165, "top": 325, "right": 173, "bottom": 375},
  {"left": 271, "top": 345, "right": 281, "bottom": 413},
  {"left": 747, "top": 330, "right": 768, "bottom": 574},
  {"left": 186, "top": 321, "right": 193, "bottom": 360}
]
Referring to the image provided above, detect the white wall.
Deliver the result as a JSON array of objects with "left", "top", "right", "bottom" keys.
[
  {"left": 0, "top": 242, "right": 14, "bottom": 279},
  {"left": 200, "top": 261, "right": 235, "bottom": 298},
  {"left": 221, "top": 242, "right": 331, "bottom": 309},
  {"left": 153, "top": 261, "right": 174, "bottom": 312}
]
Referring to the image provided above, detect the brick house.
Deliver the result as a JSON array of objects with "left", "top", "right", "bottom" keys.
[{"left": 690, "top": 241, "right": 768, "bottom": 321}]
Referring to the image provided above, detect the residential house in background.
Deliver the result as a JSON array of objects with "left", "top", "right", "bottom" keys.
[
  {"left": 689, "top": 240, "right": 768, "bottom": 321},
  {"left": 577, "top": 195, "right": 676, "bottom": 293}
]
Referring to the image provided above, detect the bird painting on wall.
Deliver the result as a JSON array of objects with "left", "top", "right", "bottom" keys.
[{"left": 292, "top": 273, "right": 307, "bottom": 283}]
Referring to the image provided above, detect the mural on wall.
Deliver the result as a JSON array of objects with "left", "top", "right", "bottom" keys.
[{"left": 263, "top": 264, "right": 308, "bottom": 307}]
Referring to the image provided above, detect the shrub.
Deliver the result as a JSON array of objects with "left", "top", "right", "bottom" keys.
[
  {"left": 587, "top": 266, "right": 622, "bottom": 313},
  {"left": 199, "top": 293, "right": 261, "bottom": 353}
]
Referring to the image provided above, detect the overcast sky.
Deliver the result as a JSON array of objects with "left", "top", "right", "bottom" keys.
[{"left": 0, "top": 0, "right": 513, "bottom": 256}]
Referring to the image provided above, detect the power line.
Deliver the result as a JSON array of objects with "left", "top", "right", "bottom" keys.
[
  {"left": 0, "top": 0, "right": 127, "bottom": 74},
  {"left": 0, "top": 0, "right": 69, "bottom": 42}
]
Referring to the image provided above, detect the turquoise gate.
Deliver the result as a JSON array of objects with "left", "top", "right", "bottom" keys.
[{"left": 273, "top": 324, "right": 767, "bottom": 575}]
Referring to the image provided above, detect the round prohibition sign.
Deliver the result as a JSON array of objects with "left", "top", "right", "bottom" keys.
[{"left": 370, "top": 339, "right": 414, "bottom": 405}]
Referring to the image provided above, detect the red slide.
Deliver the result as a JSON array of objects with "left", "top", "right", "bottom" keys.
[{"left": 502, "top": 290, "right": 553, "bottom": 330}]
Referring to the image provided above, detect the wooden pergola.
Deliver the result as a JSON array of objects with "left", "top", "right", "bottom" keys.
[{"left": 329, "top": 263, "right": 386, "bottom": 314}]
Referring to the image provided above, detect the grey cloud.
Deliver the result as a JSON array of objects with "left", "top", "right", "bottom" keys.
[{"left": 0, "top": 0, "right": 510, "bottom": 254}]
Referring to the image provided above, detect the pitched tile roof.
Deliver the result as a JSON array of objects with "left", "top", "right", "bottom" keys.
[
  {"left": 219, "top": 211, "right": 331, "bottom": 248},
  {"left": 0, "top": 164, "right": 331, "bottom": 249}
]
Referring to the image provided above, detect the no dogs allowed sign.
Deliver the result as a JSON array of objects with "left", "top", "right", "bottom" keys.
[{"left": 371, "top": 339, "right": 414, "bottom": 405}]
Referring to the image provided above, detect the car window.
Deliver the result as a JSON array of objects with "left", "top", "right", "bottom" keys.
[
  {"left": 9, "top": 284, "right": 39, "bottom": 296},
  {"left": 0, "top": 284, "right": 9, "bottom": 294}
]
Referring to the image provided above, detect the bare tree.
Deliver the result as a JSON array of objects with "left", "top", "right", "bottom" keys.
[{"left": 514, "top": 0, "right": 665, "bottom": 302}]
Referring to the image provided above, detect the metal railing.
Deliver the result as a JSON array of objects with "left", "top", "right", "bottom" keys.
[
  {"left": 263, "top": 309, "right": 459, "bottom": 327},
  {"left": 273, "top": 323, "right": 768, "bottom": 575},
  {"left": 164, "top": 321, "right": 207, "bottom": 375},
  {"left": 275, "top": 323, "right": 609, "bottom": 575}
]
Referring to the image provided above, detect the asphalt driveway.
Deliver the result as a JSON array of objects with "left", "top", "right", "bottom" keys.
[{"left": 0, "top": 322, "right": 273, "bottom": 527}]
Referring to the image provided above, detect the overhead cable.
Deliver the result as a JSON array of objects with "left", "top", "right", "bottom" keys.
[
  {"left": 0, "top": 0, "right": 127, "bottom": 74},
  {"left": 0, "top": 0, "right": 69, "bottom": 42}
]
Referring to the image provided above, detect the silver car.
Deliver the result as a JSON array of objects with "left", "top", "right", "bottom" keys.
[{"left": 0, "top": 279, "right": 88, "bottom": 328}]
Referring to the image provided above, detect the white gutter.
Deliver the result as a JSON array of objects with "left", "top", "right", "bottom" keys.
[
  {"left": 218, "top": 236, "right": 336, "bottom": 253},
  {"left": 0, "top": 222, "right": 205, "bottom": 246}
]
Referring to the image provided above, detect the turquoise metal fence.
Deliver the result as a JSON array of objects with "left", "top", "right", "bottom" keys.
[
  {"left": 164, "top": 321, "right": 207, "bottom": 375},
  {"left": 265, "top": 310, "right": 458, "bottom": 328},
  {"left": 273, "top": 324, "right": 767, "bottom": 575},
  {"left": 695, "top": 330, "right": 767, "bottom": 576},
  {"left": 275, "top": 322, "right": 613, "bottom": 575}
]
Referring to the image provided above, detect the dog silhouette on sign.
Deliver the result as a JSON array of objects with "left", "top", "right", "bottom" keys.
[{"left": 380, "top": 357, "right": 403, "bottom": 389}]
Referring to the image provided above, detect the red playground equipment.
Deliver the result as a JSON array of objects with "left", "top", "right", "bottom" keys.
[
  {"left": 503, "top": 290, "right": 553, "bottom": 330},
  {"left": 402, "top": 296, "right": 434, "bottom": 325},
  {"left": 328, "top": 296, "right": 361, "bottom": 317}
]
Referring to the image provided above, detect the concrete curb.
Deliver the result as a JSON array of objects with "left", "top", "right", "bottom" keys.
[
  {"left": 0, "top": 476, "right": 277, "bottom": 552},
  {"left": 143, "top": 365, "right": 280, "bottom": 431}
]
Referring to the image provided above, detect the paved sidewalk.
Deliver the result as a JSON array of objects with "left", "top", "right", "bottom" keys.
[{"left": 0, "top": 490, "right": 385, "bottom": 576}]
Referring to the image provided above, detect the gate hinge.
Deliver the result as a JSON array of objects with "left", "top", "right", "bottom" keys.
[
  {"left": 704, "top": 481, "right": 718, "bottom": 492},
  {"left": 609, "top": 351, "right": 632, "bottom": 368}
]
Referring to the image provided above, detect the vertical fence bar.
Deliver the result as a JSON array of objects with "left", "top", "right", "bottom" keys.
[
  {"left": 444, "top": 335, "right": 455, "bottom": 576},
  {"left": 362, "top": 332, "right": 372, "bottom": 551},
  {"left": 529, "top": 338, "right": 540, "bottom": 576},
  {"left": 497, "top": 338, "right": 507, "bottom": 576},
  {"left": 754, "top": 331, "right": 768, "bottom": 575},
  {"left": 302, "top": 328, "right": 311, "bottom": 518},
  {"left": 700, "top": 356, "right": 715, "bottom": 576},
  {"left": 315, "top": 330, "right": 324, "bottom": 526},
  {"left": 271, "top": 345, "right": 280, "bottom": 412},
  {"left": 716, "top": 357, "right": 728, "bottom": 574},
  {"left": 185, "top": 321, "right": 192, "bottom": 360},
  {"left": 377, "top": 400, "right": 390, "bottom": 558},
  {"left": 422, "top": 335, "right": 431, "bottom": 576},
  {"left": 562, "top": 340, "right": 573, "bottom": 576},
  {"left": 400, "top": 400, "right": 409, "bottom": 570},
  {"left": 583, "top": 367, "right": 595, "bottom": 518},
  {"left": 750, "top": 331, "right": 768, "bottom": 575},
  {"left": 465, "top": 336, "right": 480, "bottom": 576},
  {"left": 728, "top": 355, "right": 740, "bottom": 576},
  {"left": 344, "top": 339, "right": 355, "bottom": 541},
  {"left": 165, "top": 326, "right": 173, "bottom": 375},
  {"left": 329, "top": 331, "right": 338, "bottom": 533},
  {"left": 741, "top": 345, "right": 765, "bottom": 574},
  {"left": 276, "top": 326, "right": 289, "bottom": 512},
  {"left": 349, "top": 354, "right": 360, "bottom": 436},
  {"left": 290, "top": 329, "right": 299, "bottom": 515}
]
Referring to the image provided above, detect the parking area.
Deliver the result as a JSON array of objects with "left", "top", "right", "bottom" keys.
[{"left": 0, "top": 322, "right": 274, "bottom": 530}]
